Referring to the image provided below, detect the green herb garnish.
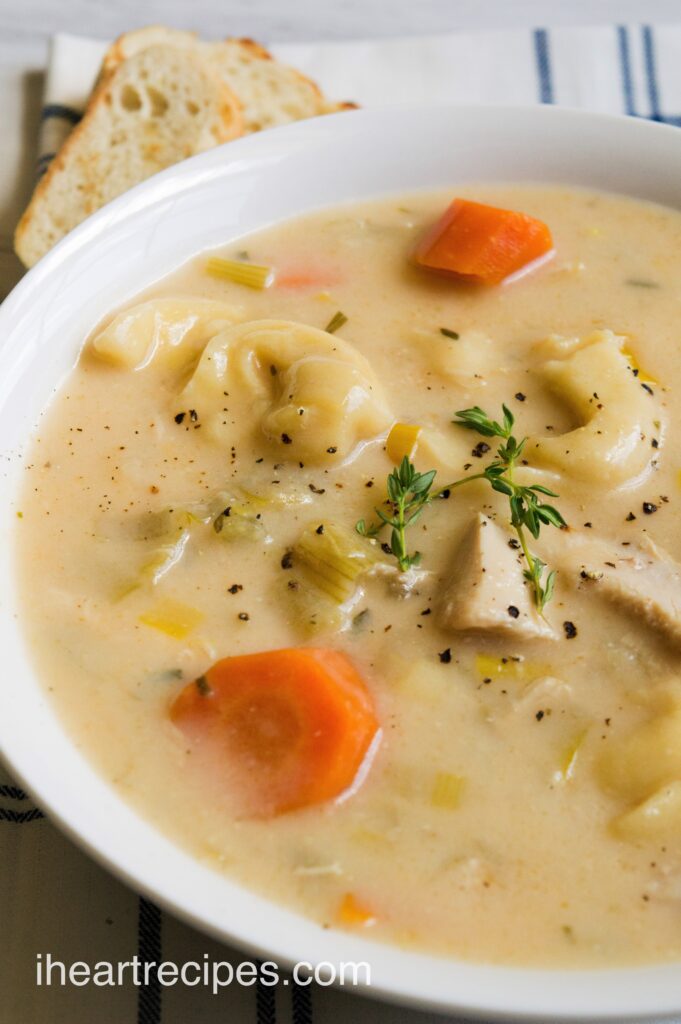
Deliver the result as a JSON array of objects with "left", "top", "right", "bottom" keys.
[
  {"left": 625, "top": 278, "right": 660, "bottom": 289},
  {"left": 439, "top": 327, "right": 460, "bottom": 340},
  {"left": 357, "top": 457, "right": 436, "bottom": 571},
  {"left": 195, "top": 674, "right": 212, "bottom": 696},
  {"left": 325, "top": 311, "right": 348, "bottom": 334},
  {"left": 352, "top": 608, "right": 372, "bottom": 631},
  {"left": 453, "top": 404, "right": 566, "bottom": 612},
  {"left": 150, "top": 667, "right": 184, "bottom": 683},
  {"left": 213, "top": 506, "right": 231, "bottom": 533},
  {"left": 356, "top": 403, "right": 567, "bottom": 612}
]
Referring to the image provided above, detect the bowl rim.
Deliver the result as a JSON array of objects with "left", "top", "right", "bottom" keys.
[{"left": 3, "top": 103, "right": 681, "bottom": 1022}]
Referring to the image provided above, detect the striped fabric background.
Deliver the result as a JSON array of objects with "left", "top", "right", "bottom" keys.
[
  {"left": 3, "top": 21, "right": 681, "bottom": 1024},
  {"left": 35, "top": 23, "right": 681, "bottom": 180}
]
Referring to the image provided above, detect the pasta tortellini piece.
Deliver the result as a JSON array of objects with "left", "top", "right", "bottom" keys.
[
  {"left": 540, "top": 529, "right": 681, "bottom": 649},
  {"left": 183, "top": 319, "right": 392, "bottom": 463},
  {"left": 599, "top": 694, "right": 681, "bottom": 805},
  {"left": 415, "top": 328, "right": 504, "bottom": 388},
  {"left": 599, "top": 688, "right": 681, "bottom": 841},
  {"left": 90, "top": 298, "right": 242, "bottom": 371},
  {"left": 527, "top": 330, "right": 662, "bottom": 486},
  {"left": 613, "top": 781, "right": 681, "bottom": 841}
]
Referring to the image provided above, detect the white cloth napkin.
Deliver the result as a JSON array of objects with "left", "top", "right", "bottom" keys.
[
  {"left": 5, "top": 22, "right": 681, "bottom": 1024},
  {"left": 37, "top": 24, "right": 681, "bottom": 175}
]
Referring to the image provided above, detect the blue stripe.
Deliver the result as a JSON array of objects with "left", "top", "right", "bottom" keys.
[
  {"left": 291, "top": 978, "right": 313, "bottom": 1024},
  {"left": 0, "top": 807, "right": 45, "bottom": 823},
  {"left": 0, "top": 784, "right": 28, "bottom": 801},
  {"left": 256, "top": 966, "right": 277, "bottom": 1024},
  {"left": 642, "top": 25, "right": 662, "bottom": 120},
  {"left": 137, "top": 898, "right": 162, "bottom": 1024},
  {"left": 617, "top": 26, "right": 637, "bottom": 115},
  {"left": 40, "top": 103, "right": 82, "bottom": 125},
  {"left": 36, "top": 153, "right": 56, "bottom": 180},
  {"left": 533, "top": 29, "right": 554, "bottom": 104}
]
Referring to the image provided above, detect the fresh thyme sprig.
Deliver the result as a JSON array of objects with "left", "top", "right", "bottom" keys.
[
  {"left": 356, "top": 404, "right": 566, "bottom": 612},
  {"left": 356, "top": 457, "right": 436, "bottom": 571},
  {"left": 453, "top": 404, "right": 566, "bottom": 612}
]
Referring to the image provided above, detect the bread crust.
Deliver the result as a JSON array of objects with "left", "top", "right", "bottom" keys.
[
  {"left": 102, "top": 30, "right": 347, "bottom": 121},
  {"left": 15, "top": 26, "right": 357, "bottom": 266},
  {"left": 15, "top": 45, "right": 242, "bottom": 267},
  {"left": 102, "top": 26, "right": 199, "bottom": 77}
]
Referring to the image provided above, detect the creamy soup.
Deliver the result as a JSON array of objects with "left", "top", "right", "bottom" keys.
[{"left": 16, "top": 185, "right": 681, "bottom": 967}]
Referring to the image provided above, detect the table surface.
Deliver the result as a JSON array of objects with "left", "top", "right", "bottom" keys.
[{"left": 2, "top": 0, "right": 681, "bottom": 299}]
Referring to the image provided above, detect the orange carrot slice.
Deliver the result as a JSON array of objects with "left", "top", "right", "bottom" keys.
[
  {"left": 171, "top": 648, "right": 379, "bottom": 817},
  {"left": 413, "top": 198, "right": 553, "bottom": 285}
]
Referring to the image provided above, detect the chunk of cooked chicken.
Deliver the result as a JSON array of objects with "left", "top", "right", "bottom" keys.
[
  {"left": 439, "top": 514, "right": 556, "bottom": 639},
  {"left": 549, "top": 531, "right": 681, "bottom": 648}
]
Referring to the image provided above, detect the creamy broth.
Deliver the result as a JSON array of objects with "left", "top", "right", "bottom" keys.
[{"left": 17, "top": 185, "right": 681, "bottom": 967}]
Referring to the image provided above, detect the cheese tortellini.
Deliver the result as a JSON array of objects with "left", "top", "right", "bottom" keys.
[
  {"left": 183, "top": 319, "right": 392, "bottom": 464},
  {"left": 527, "top": 330, "right": 662, "bottom": 486},
  {"left": 414, "top": 328, "right": 504, "bottom": 388},
  {"left": 613, "top": 782, "right": 681, "bottom": 841},
  {"left": 599, "top": 688, "right": 681, "bottom": 841},
  {"left": 90, "top": 298, "right": 243, "bottom": 371}
]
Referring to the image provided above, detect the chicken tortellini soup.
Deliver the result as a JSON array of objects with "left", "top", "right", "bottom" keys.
[{"left": 18, "top": 186, "right": 681, "bottom": 967}]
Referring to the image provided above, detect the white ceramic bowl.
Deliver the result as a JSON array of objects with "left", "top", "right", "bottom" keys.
[{"left": 2, "top": 105, "right": 681, "bottom": 1022}]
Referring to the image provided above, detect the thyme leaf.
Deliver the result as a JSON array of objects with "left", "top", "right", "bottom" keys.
[
  {"left": 452, "top": 404, "right": 566, "bottom": 612},
  {"left": 355, "top": 404, "right": 567, "bottom": 611},
  {"left": 355, "top": 456, "right": 436, "bottom": 571}
]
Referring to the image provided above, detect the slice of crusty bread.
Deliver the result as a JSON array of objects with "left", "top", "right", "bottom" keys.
[
  {"left": 101, "top": 25, "right": 199, "bottom": 75},
  {"left": 16, "top": 27, "right": 356, "bottom": 268},
  {"left": 104, "top": 27, "right": 356, "bottom": 134},
  {"left": 15, "top": 45, "right": 242, "bottom": 268},
  {"left": 205, "top": 38, "right": 355, "bottom": 132}
]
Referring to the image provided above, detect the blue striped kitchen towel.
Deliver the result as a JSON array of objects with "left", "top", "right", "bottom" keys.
[
  {"left": 5, "top": 21, "right": 681, "bottom": 1024},
  {"left": 37, "top": 24, "right": 681, "bottom": 177}
]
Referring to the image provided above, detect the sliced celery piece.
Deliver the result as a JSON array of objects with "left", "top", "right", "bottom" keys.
[
  {"left": 430, "top": 772, "right": 466, "bottom": 810},
  {"left": 205, "top": 256, "right": 273, "bottom": 290},
  {"left": 293, "top": 522, "right": 384, "bottom": 604},
  {"left": 139, "top": 598, "right": 204, "bottom": 639}
]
